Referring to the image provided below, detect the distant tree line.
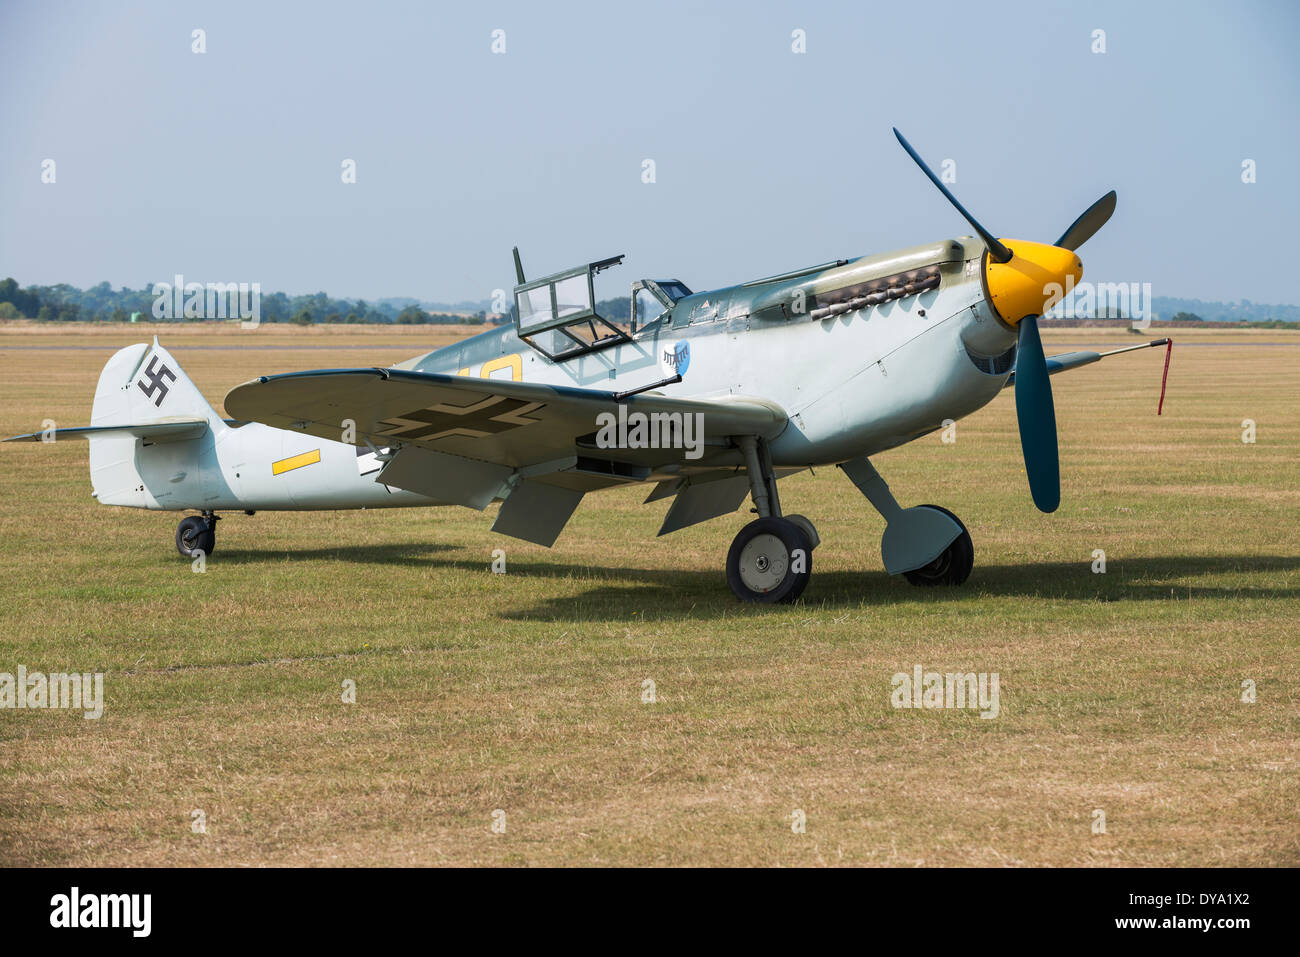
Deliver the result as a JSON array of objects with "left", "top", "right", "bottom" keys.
[
  {"left": 1153, "top": 296, "right": 1300, "bottom": 324},
  {"left": 0, "top": 278, "right": 488, "bottom": 325},
  {"left": 596, "top": 298, "right": 631, "bottom": 320},
  {"left": 4, "top": 278, "right": 1295, "bottom": 329},
  {"left": 1165, "top": 310, "right": 1297, "bottom": 328}
]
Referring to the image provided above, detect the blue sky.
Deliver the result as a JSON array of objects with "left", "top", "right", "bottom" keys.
[{"left": 1, "top": 0, "right": 1296, "bottom": 304}]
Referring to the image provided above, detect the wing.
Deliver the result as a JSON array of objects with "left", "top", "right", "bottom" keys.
[{"left": 225, "top": 367, "right": 787, "bottom": 545}]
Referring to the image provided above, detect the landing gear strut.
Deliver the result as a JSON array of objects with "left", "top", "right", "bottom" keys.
[
  {"left": 176, "top": 511, "right": 218, "bottom": 558},
  {"left": 725, "top": 436, "right": 814, "bottom": 603},
  {"left": 839, "top": 457, "right": 973, "bottom": 586}
]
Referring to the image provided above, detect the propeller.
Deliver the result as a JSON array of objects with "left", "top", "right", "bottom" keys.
[
  {"left": 1054, "top": 190, "right": 1116, "bottom": 251},
  {"left": 1013, "top": 315, "right": 1060, "bottom": 512},
  {"left": 892, "top": 128, "right": 1013, "bottom": 263},
  {"left": 892, "top": 128, "right": 1117, "bottom": 513}
]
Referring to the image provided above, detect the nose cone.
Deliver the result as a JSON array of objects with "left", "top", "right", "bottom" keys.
[{"left": 984, "top": 239, "right": 1083, "bottom": 326}]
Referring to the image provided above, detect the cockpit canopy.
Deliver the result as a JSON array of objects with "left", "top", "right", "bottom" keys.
[
  {"left": 513, "top": 254, "right": 631, "bottom": 360},
  {"left": 656, "top": 281, "right": 692, "bottom": 302},
  {"left": 512, "top": 247, "right": 692, "bottom": 360},
  {"left": 632, "top": 278, "right": 691, "bottom": 331}
]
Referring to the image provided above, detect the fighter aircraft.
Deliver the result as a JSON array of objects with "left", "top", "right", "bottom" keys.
[{"left": 6, "top": 130, "right": 1172, "bottom": 602}]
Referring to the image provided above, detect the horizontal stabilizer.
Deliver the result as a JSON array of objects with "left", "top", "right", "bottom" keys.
[{"left": 4, "top": 419, "right": 209, "bottom": 443}]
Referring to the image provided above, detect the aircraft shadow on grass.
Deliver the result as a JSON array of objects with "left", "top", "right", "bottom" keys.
[{"left": 214, "top": 546, "right": 1300, "bottom": 622}]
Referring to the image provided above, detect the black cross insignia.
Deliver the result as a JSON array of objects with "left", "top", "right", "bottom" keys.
[
  {"left": 136, "top": 356, "right": 177, "bottom": 407},
  {"left": 376, "top": 395, "right": 545, "bottom": 442}
]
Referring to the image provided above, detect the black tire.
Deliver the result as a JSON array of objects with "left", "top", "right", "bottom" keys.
[
  {"left": 176, "top": 516, "right": 215, "bottom": 558},
  {"left": 726, "top": 517, "right": 813, "bottom": 604},
  {"left": 902, "top": 505, "right": 973, "bottom": 586}
]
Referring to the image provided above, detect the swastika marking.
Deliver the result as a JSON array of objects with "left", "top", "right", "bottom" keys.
[{"left": 136, "top": 355, "right": 177, "bottom": 407}]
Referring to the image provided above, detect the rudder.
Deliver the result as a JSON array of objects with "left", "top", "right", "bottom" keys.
[
  {"left": 89, "top": 339, "right": 225, "bottom": 508},
  {"left": 91, "top": 338, "right": 222, "bottom": 429}
]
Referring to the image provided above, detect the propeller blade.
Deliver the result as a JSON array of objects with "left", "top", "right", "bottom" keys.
[
  {"left": 893, "top": 127, "right": 1013, "bottom": 263},
  {"left": 1014, "top": 315, "right": 1060, "bottom": 513},
  {"left": 1054, "top": 190, "right": 1116, "bottom": 251}
]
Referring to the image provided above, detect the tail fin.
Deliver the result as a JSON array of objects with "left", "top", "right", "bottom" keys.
[
  {"left": 88, "top": 339, "right": 225, "bottom": 508},
  {"left": 91, "top": 337, "right": 223, "bottom": 429}
]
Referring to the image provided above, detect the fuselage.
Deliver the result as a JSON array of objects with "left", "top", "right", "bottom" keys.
[
  {"left": 99, "top": 234, "right": 1021, "bottom": 512},
  {"left": 396, "top": 233, "right": 1017, "bottom": 468}
]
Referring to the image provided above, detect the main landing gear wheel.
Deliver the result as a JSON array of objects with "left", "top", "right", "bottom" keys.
[
  {"left": 902, "top": 505, "right": 973, "bottom": 587},
  {"left": 726, "top": 517, "right": 813, "bottom": 604},
  {"left": 175, "top": 515, "right": 215, "bottom": 558}
]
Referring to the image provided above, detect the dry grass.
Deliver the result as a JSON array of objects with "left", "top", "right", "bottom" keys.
[{"left": 0, "top": 323, "right": 1296, "bottom": 866}]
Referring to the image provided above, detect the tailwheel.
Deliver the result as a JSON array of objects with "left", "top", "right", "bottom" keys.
[
  {"left": 175, "top": 514, "right": 216, "bottom": 558},
  {"left": 902, "top": 505, "right": 973, "bottom": 586},
  {"left": 726, "top": 517, "right": 813, "bottom": 604}
]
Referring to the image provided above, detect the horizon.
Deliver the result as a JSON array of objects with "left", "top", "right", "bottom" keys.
[{"left": 6, "top": 274, "right": 1298, "bottom": 323}]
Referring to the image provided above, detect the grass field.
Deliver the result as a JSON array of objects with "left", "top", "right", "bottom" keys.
[{"left": 0, "top": 321, "right": 1296, "bottom": 866}]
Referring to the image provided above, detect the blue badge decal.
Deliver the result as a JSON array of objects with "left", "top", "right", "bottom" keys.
[{"left": 661, "top": 341, "right": 690, "bottom": 377}]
